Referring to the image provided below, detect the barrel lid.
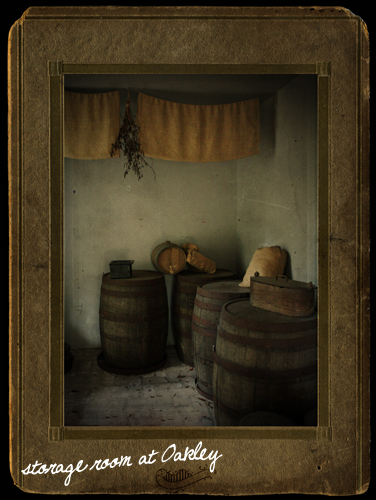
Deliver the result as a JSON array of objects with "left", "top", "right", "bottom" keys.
[
  {"left": 199, "top": 280, "right": 249, "bottom": 298},
  {"left": 177, "top": 269, "right": 235, "bottom": 283},
  {"left": 201, "top": 280, "right": 241, "bottom": 291},
  {"left": 222, "top": 298, "right": 317, "bottom": 331},
  {"left": 102, "top": 270, "right": 164, "bottom": 286},
  {"left": 251, "top": 275, "right": 316, "bottom": 290}
]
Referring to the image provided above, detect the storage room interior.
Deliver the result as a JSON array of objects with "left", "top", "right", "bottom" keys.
[{"left": 63, "top": 73, "right": 318, "bottom": 427}]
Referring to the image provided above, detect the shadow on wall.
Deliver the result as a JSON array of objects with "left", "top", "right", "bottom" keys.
[
  {"left": 283, "top": 250, "right": 292, "bottom": 280},
  {"left": 259, "top": 93, "right": 277, "bottom": 155},
  {"left": 65, "top": 325, "right": 94, "bottom": 350}
]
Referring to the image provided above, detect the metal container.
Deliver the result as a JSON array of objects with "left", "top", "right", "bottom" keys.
[{"left": 109, "top": 260, "right": 134, "bottom": 279}]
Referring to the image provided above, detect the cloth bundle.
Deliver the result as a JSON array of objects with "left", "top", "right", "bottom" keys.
[
  {"left": 239, "top": 246, "right": 287, "bottom": 287},
  {"left": 182, "top": 243, "right": 216, "bottom": 274}
]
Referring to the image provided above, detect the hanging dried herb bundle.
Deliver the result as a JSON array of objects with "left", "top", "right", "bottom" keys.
[{"left": 110, "top": 97, "right": 156, "bottom": 181}]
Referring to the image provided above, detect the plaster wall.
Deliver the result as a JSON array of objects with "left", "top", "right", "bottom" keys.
[
  {"left": 236, "top": 75, "right": 318, "bottom": 284},
  {"left": 64, "top": 74, "right": 317, "bottom": 349}
]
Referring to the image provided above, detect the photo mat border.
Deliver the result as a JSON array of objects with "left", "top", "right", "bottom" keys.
[
  {"left": 49, "top": 62, "right": 330, "bottom": 442},
  {"left": 8, "top": 8, "right": 369, "bottom": 494}
]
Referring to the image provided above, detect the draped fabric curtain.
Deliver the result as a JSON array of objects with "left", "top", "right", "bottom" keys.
[
  {"left": 136, "top": 92, "right": 260, "bottom": 162},
  {"left": 64, "top": 90, "right": 120, "bottom": 160}
]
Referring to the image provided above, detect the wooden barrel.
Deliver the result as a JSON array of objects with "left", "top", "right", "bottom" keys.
[
  {"left": 151, "top": 241, "right": 187, "bottom": 275},
  {"left": 98, "top": 270, "right": 168, "bottom": 374},
  {"left": 213, "top": 299, "right": 317, "bottom": 426},
  {"left": 192, "top": 280, "right": 250, "bottom": 400},
  {"left": 172, "top": 269, "right": 236, "bottom": 366}
]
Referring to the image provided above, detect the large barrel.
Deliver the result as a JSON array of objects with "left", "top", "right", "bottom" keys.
[
  {"left": 172, "top": 269, "right": 236, "bottom": 366},
  {"left": 98, "top": 270, "right": 168, "bottom": 374},
  {"left": 213, "top": 299, "right": 317, "bottom": 426},
  {"left": 151, "top": 241, "right": 187, "bottom": 275},
  {"left": 192, "top": 280, "right": 250, "bottom": 400}
]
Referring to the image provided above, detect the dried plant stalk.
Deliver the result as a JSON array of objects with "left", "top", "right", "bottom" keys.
[{"left": 110, "top": 98, "right": 156, "bottom": 181}]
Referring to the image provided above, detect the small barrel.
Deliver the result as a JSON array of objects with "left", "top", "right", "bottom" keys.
[
  {"left": 172, "top": 269, "right": 236, "bottom": 366},
  {"left": 98, "top": 270, "right": 168, "bottom": 374},
  {"left": 192, "top": 280, "right": 250, "bottom": 400},
  {"left": 151, "top": 241, "right": 187, "bottom": 275},
  {"left": 213, "top": 299, "right": 317, "bottom": 426}
]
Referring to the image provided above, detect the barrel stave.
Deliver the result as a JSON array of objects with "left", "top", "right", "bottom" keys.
[
  {"left": 172, "top": 270, "right": 236, "bottom": 367},
  {"left": 192, "top": 280, "right": 249, "bottom": 400}
]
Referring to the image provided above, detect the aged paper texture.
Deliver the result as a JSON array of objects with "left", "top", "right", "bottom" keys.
[{"left": 8, "top": 6, "right": 370, "bottom": 495}]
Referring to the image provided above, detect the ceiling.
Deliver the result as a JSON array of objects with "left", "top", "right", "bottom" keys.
[{"left": 64, "top": 73, "right": 303, "bottom": 105}]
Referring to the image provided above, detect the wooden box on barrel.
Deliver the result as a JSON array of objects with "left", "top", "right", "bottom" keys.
[
  {"left": 98, "top": 270, "right": 168, "bottom": 374},
  {"left": 109, "top": 260, "right": 134, "bottom": 279},
  {"left": 250, "top": 275, "right": 316, "bottom": 317}
]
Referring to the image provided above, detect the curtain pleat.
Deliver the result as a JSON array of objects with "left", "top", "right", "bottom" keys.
[
  {"left": 64, "top": 90, "right": 120, "bottom": 160},
  {"left": 136, "top": 92, "right": 260, "bottom": 162}
]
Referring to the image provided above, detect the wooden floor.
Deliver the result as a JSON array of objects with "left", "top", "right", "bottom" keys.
[{"left": 64, "top": 345, "right": 215, "bottom": 427}]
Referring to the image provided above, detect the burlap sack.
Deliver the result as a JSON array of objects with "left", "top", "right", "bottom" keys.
[
  {"left": 239, "top": 246, "right": 287, "bottom": 287},
  {"left": 182, "top": 243, "right": 199, "bottom": 254},
  {"left": 186, "top": 250, "right": 216, "bottom": 274},
  {"left": 182, "top": 243, "right": 216, "bottom": 273}
]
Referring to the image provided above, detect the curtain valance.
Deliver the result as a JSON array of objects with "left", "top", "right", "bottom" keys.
[
  {"left": 136, "top": 92, "right": 260, "bottom": 162},
  {"left": 64, "top": 90, "right": 120, "bottom": 160}
]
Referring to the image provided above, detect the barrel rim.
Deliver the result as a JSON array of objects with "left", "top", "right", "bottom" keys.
[
  {"left": 221, "top": 299, "right": 317, "bottom": 332},
  {"left": 197, "top": 279, "right": 249, "bottom": 300},
  {"left": 176, "top": 269, "right": 236, "bottom": 284},
  {"left": 102, "top": 270, "right": 165, "bottom": 286}
]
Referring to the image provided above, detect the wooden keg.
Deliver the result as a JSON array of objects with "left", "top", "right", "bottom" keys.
[
  {"left": 192, "top": 280, "right": 250, "bottom": 400},
  {"left": 213, "top": 299, "right": 317, "bottom": 426},
  {"left": 98, "top": 270, "right": 168, "bottom": 374},
  {"left": 172, "top": 269, "right": 235, "bottom": 366},
  {"left": 151, "top": 241, "right": 187, "bottom": 275}
]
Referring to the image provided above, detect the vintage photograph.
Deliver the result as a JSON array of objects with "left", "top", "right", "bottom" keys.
[
  {"left": 63, "top": 72, "right": 318, "bottom": 428},
  {"left": 9, "top": 6, "right": 369, "bottom": 495}
]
